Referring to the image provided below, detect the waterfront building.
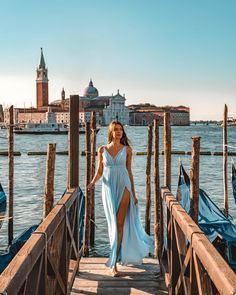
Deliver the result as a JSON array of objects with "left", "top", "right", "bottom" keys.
[
  {"left": 3, "top": 50, "right": 189, "bottom": 127},
  {"left": 129, "top": 104, "right": 190, "bottom": 126},
  {"left": 50, "top": 79, "right": 130, "bottom": 125}
]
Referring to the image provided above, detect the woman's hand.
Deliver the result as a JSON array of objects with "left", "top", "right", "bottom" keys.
[
  {"left": 87, "top": 181, "right": 95, "bottom": 191},
  {"left": 133, "top": 196, "right": 138, "bottom": 205}
]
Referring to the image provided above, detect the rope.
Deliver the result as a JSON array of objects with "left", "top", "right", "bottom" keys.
[
  {"left": 224, "top": 144, "right": 236, "bottom": 150},
  {"left": 90, "top": 218, "right": 98, "bottom": 229},
  {"left": 0, "top": 216, "right": 13, "bottom": 221}
]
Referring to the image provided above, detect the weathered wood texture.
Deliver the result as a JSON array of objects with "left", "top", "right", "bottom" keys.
[
  {"left": 145, "top": 124, "right": 153, "bottom": 235},
  {"left": 68, "top": 95, "right": 79, "bottom": 189},
  {"left": 160, "top": 187, "right": 236, "bottom": 295},
  {"left": 8, "top": 105, "right": 14, "bottom": 245},
  {"left": 43, "top": 143, "right": 56, "bottom": 218},
  {"left": 189, "top": 137, "right": 200, "bottom": 224},
  {"left": 90, "top": 111, "right": 96, "bottom": 246},
  {"left": 164, "top": 112, "right": 171, "bottom": 190},
  {"left": 153, "top": 119, "right": 160, "bottom": 258},
  {"left": 83, "top": 122, "right": 91, "bottom": 256},
  {"left": 223, "top": 104, "right": 228, "bottom": 217},
  {"left": 70, "top": 257, "right": 168, "bottom": 295},
  {"left": 0, "top": 188, "right": 81, "bottom": 295}
]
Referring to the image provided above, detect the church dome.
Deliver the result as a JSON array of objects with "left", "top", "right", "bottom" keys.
[{"left": 83, "top": 79, "right": 99, "bottom": 98}]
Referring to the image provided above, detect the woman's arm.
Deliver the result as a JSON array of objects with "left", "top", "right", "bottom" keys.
[
  {"left": 126, "top": 146, "right": 138, "bottom": 205},
  {"left": 87, "top": 146, "right": 104, "bottom": 190}
]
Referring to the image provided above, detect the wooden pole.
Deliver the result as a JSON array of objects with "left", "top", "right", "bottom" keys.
[
  {"left": 83, "top": 121, "right": 91, "bottom": 256},
  {"left": 145, "top": 123, "right": 153, "bottom": 235},
  {"left": 68, "top": 95, "right": 79, "bottom": 189},
  {"left": 8, "top": 105, "right": 14, "bottom": 245},
  {"left": 153, "top": 119, "right": 160, "bottom": 258},
  {"left": 43, "top": 143, "right": 56, "bottom": 219},
  {"left": 90, "top": 111, "right": 96, "bottom": 246},
  {"left": 190, "top": 136, "right": 200, "bottom": 224},
  {"left": 164, "top": 112, "right": 171, "bottom": 190},
  {"left": 223, "top": 104, "right": 228, "bottom": 217}
]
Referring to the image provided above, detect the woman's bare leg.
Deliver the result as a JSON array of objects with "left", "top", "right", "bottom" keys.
[{"left": 111, "top": 187, "right": 130, "bottom": 276}]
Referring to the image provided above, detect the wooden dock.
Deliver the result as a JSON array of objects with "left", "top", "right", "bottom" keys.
[{"left": 70, "top": 257, "right": 167, "bottom": 295}]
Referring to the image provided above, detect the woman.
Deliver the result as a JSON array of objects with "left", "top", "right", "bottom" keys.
[{"left": 88, "top": 121, "right": 154, "bottom": 276}]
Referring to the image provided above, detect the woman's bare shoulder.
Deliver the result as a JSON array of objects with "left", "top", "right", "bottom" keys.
[
  {"left": 98, "top": 146, "right": 104, "bottom": 153},
  {"left": 126, "top": 145, "right": 132, "bottom": 154}
]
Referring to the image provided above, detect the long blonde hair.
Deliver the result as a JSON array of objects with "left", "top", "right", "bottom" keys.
[{"left": 108, "top": 121, "right": 130, "bottom": 146}]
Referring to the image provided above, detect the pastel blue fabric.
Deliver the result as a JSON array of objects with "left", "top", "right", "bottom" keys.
[{"left": 102, "top": 145, "right": 154, "bottom": 268}]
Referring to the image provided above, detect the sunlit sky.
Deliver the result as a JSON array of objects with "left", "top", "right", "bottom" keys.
[{"left": 0, "top": 0, "right": 235, "bottom": 120}]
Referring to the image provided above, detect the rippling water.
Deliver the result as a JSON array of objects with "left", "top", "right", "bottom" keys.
[{"left": 0, "top": 124, "right": 235, "bottom": 255}]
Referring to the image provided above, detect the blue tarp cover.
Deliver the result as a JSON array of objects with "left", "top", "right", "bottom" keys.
[
  {"left": 0, "top": 183, "right": 7, "bottom": 230},
  {"left": 177, "top": 164, "right": 236, "bottom": 243},
  {"left": 0, "top": 186, "right": 86, "bottom": 273}
]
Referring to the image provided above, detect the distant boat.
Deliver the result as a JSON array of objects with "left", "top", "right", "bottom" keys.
[
  {"left": 219, "top": 117, "right": 236, "bottom": 127},
  {"left": 0, "top": 183, "right": 7, "bottom": 230},
  {"left": 14, "top": 124, "right": 100, "bottom": 135},
  {"left": 14, "top": 122, "right": 69, "bottom": 134},
  {"left": 177, "top": 163, "right": 236, "bottom": 271},
  {"left": 13, "top": 108, "right": 100, "bottom": 135}
]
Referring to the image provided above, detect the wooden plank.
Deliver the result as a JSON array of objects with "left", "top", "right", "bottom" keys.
[
  {"left": 73, "top": 280, "right": 164, "bottom": 288},
  {"left": 0, "top": 234, "right": 44, "bottom": 294},
  {"left": 78, "top": 266, "right": 159, "bottom": 273},
  {"left": 79, "top": 257, "right": 159, "bottom": 264},
  {"left": 71, "top": 288, "right": 168, "bottom": 295},
  {"left": 77, "top": 272, "right": 160, "bottom": 281}
]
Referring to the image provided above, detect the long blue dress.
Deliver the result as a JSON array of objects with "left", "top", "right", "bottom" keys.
[{"left": 102, "top": 145, "right": 154, "bottom": 268}]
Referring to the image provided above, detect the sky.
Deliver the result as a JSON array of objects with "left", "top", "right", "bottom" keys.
[{"left": 0, "top": 0, "right": 235, "bottom": 120}]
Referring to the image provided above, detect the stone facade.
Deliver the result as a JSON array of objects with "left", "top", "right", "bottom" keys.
[
  {"left": 128, "top": 104, "right": 190, "bottom": 126},
  {"left": 103, "top": 91, "right": 130, "bottom": 125}
]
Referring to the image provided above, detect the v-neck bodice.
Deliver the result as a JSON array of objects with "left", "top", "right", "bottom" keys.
[{"left": 103, "top": 146, "right": 126, "bottom": 167}]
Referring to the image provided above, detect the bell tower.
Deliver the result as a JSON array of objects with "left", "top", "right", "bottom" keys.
[{"left": 36, "top": 48, "right": 49, "bottom": 109}]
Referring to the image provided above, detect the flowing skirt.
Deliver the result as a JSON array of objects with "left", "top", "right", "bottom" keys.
[{"left": 102, "top": 166, "right": 154, "bottom": 268}]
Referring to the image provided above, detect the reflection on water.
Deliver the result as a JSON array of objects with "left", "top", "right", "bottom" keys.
[{"left": 0, "top": 125, "right": 235, "bottom": 255}]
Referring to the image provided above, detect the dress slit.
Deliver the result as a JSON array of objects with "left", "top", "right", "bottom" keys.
[{"left": 115, "top": 186, "right": 130, "bottom": 262}]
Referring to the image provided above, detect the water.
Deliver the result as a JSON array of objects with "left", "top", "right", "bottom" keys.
[{"left": 0, "top": 125, "right": 236, "bottom": 256}]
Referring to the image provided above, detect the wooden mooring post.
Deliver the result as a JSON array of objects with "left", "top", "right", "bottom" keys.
[
  {"left": 164, "top": 112, "right": 171, "bottom": 190},
  {"left": 90, "top": 112, "right": 96, "bottom": 246},
  {"left": 68, "top": 95, "right": 79, "bottom": 189},
  {"left": 145, "top": 123, "right": 153, "bottom": 235},
  {"left": 68, "top": 95, "right": 80, "bottom": 261},
  {"left": 189, "top": 137, "right": 200, "bottom": 224},
  {"left": 83, "top": 121, "right": 91, "bottom": 256},
  {"left": 8, "top": 105, "right": 14, "bottom": 245},
  {"left": 223, "top": 104, "right": 228, "bottom": 217},
  {"left": 153, "top": 119, "right": 160, "bottom": 258},
  {"left": 43, "top": 143, "right": 56, "bottom": 218}
]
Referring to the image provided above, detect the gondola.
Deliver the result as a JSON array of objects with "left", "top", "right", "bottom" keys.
[
  {"left": 177, "top": 163, "right": 236, "bottom": 271},
  {"left": 0, "top": 183, "right": 7, "bottom": 230},
  {"left": 0, "top": 187, "right": 85, "bottom": 273}
]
